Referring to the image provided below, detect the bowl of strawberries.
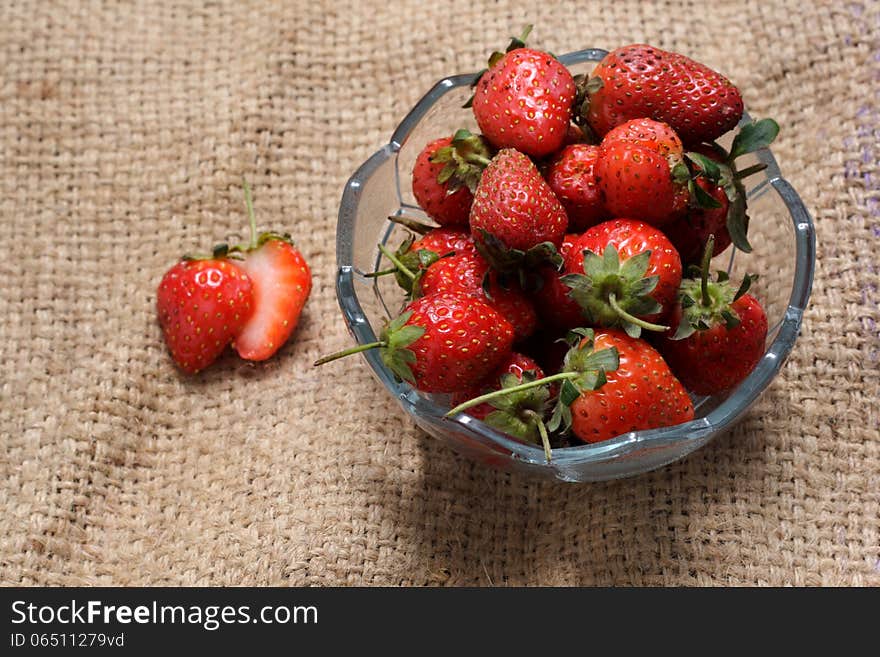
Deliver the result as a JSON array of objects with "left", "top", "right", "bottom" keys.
[{"left": 322, "top": 31, "right": 815, "bottom": 482}]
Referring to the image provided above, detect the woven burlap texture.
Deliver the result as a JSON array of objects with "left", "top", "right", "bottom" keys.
[{"left": 0, "top": 0, "right": 877, "bottom": 586}]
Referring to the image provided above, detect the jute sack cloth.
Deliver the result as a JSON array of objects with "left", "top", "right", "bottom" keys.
[{"left": 0, "top": 0, "right": 877, "bottom": 586}]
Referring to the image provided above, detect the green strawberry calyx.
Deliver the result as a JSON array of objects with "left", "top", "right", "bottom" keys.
[
  {"left": 430, "top": 129, "right": 494, "bottom": 194},
  {"left": 561, "top": 244, "right": 669, "bottom": 338},
  {"left": 480, "top": 370, "right": 554, "bottom": 461},
  {"left": 444, "top": 328, "right": 619, "bottom": 460},
  {"left": 571, "top": 73, "right": 604, "bottom": 133},
  {"left": 475, "top": 229, "right": 563, "bottom": 291},
  {"left": 671, "top": 235, "right": 758, "bottom": 340},
  {"left": 313, "top": 310, "right": 425, "bottom": 385}
]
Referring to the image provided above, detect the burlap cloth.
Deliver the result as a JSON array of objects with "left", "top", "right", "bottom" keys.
[{"left": 1, "top": 0, "right": 877, "bottom": 587}]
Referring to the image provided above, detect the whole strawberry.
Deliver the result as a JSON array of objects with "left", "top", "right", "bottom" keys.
[
  {"left": 664, "top": 176, "right": 732, "bottom": 266},
  {"left": 543, "top": 144, "right": 608, "bottom": 232},
  {"left": 419, "top": 251, "right": 537, "bottom": 341},
  {"left": 663, "top": 119, "right": 781, "bottom": 264},
  {"left": 411, "top": 130, "right": 492, "bottom": 227},
  {"left": 562, "top": 219, "right": 682, "bottom": 336},
  {"left": 659, "top": 237, "right": 768, "bottom": 395},
  {"left": 531, "top": 234, "right": 586, "bottom": 330},
  {"left": 577, "top": 44, "right": 744, "bottom": 144},
  {"left": 595, "top": 118, "right": 689, "bottom": 226},
  {"left": 157, "top": 256, "right": 254, "bottom": 374},
  {"left": 409, "top": 227, "right": 477, "bottom": 258},
  {"left": 372, "top": 226, "right": 478, "bottom": 297},
  {"left": 315, "top": 292, "right": 514, "bottom": 394},
  {"left": 566, "top": 329, "right": 694, "bottom": 443},
  {"left": 452, "top": 352, "right": 545, "bottom": 421},
  {"left": 470, "top": 148, "right": 568, "bottom": 274},
  {"left": 470, "top": 26, "right": 576, "bottom": 158}
]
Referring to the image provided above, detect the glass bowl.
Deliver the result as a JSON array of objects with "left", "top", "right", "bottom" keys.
[{"left": 334, "top": 48, "right": 815, "bottom": 482}]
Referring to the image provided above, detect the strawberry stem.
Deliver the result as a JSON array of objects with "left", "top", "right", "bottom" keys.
[
  {"left": 313, "top": 341, "right": 385, "bottom": 366},
  {"left": 525, "top": 410, "right": 552, "bottom": 462},
  {"left": 607, "top": 293, "right": 669, "bottom": 332},
  {"left": 733, "top": 163, "right": 768, "bottom": 180},
  {"left": 378, "top": 243, "right": 415, "bottom": 280},
  {"left": 242, "top": 178, "right": 258, "bottom": 250},
  {"left": 445, "top": 371, "right": 579, "bottom": 418},
  {"left": 364, "top": 267, "right": 398, "bottom": 278},
  {"left": 387, "top": 215, "right": 434, "bottom": 235},
  {"left": 700, "top": 235, "right": 715, "bottom": 307}
]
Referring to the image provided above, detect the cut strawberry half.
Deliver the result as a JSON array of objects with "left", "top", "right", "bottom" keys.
[{"left": 229, "top": 182, "right": 312, "bottom": 361}]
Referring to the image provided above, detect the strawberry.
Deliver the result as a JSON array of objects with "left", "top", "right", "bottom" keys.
[
  {"left": 411, "top": 130, "right": 492, "bottom": 227},
  {"left": 234, "top": 237, "right": 311, "bottom": 361},
  {"left": 659, "top": 237, "right": 768, "bottom": 395},
  {"left": 561, "top": 219, "right": 682, "bottom": 337},
  {"left": 222, "top": 184, "right": 312, "bottom": 362},
  {"left": 418, "top": 251, "right": 537, "bottom": 341},
  {"left": 543, "top": 144, "right": 608, "bottom": 232},
  {"left": 157, "top": 257, "right": 254, "bottom": 374},
  {"left": 565, "top": 329, "right": 694, "bottom": 443},
  {"left": 315, "top": 292, "right": 514, "bottom": 394},
  {"left": 664, "top": 176, "right": 732, "bottom": 266},
  {"left": 371, "top": 226, "right": 478, "bottom": 296},
  {"left": 663, "top": 119, "right": 781, "bottom": 263},
  {"left": 410, "top": 228, "right": 477, "bottom": 258},
  {"left": 470, "top": 26, "right": 576, "bottom": 158},
  {"left": 469, "top": 148, "right": 568, "bottom": 275},
  {"left": 451, "top": 352, "right": 545, "bottom": 421},
  {"left": 602, "top": 117, "right": 684, "bottom": 158},
  {"left": 576, "top": 44, "right": 744, "bottom": 145},
  {"left": 531, "top": 234, "right": 586, "bottom": 330},
  {"left": 595, "top": 118, "right": 689, "bottom": 226}
]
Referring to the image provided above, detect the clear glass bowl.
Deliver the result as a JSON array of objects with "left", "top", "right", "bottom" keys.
[{"left": 335, "top": 48, "right": 815, "bottom": 482}]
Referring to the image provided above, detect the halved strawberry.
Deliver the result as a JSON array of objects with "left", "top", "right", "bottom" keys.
[
  {"left": 157, "top": 257, "right": 254, "bottom": 374},
  {"left": 230, "top": 183, "right": 312, "bottom": 361},
  {"left": 234, "top": 238, "right": 311, "bottom": 361}
]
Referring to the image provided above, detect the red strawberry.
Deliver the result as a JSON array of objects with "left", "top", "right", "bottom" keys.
[
  {"left": 470, "top": 149, "right": 568, "bottom": 273},
  {"left": 659, "top": 239, "right": 768, "bottom": 395},
  {"left": 563, "top": 123, "right": 588, "bottom": 146},
  {"left": 452, "top": 353, "right": 545, "bottom": 421},
  {"left": 471, "top": 27, "right": 576, "bottom": 158},
  {"left": 375, "top": 227, "right": 479, "bottom": 296},
  {"left": 234, "top": 237, "right": 311, "bottom": 361},
  {"left": 595, "top": 118, "right": 689, "bottom": 226},
  {"left": 411, "top": 130, "right": 492, "bottom": 227},
  {"left": 664, "top": 177, "right": 732, "bottom": 265},
  {"left": 543, "top": 144, "right": 608, "bottom": 232},
  {"left": 663, "top": 119, "right": 782, "bottom": 263},
  {"left": 577, "top": 44, "right": 744, "bottom": 144},
  {"left": 411, "top": 228, "right": 477, "bottom": 258},
  {"left": 566, "top": 329, "right": 694, "bottom": 443},
  {"left": 562, "top": 219, "right": 682, "bottom": 336},
  {"left": 418, "top": 251, "right": 537, "bottom": 341},
  {"left": 315, "top": 292, "right": 514, "bottom": 394},
  {"left": 532, "top": 234, "right": 586, "bottom": 330},
  {"left": 602, "top": 117, "right": 684, "bottom": 158},
  {"left": 157, "top": 258, "right": 254, "bottom": 374}
]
